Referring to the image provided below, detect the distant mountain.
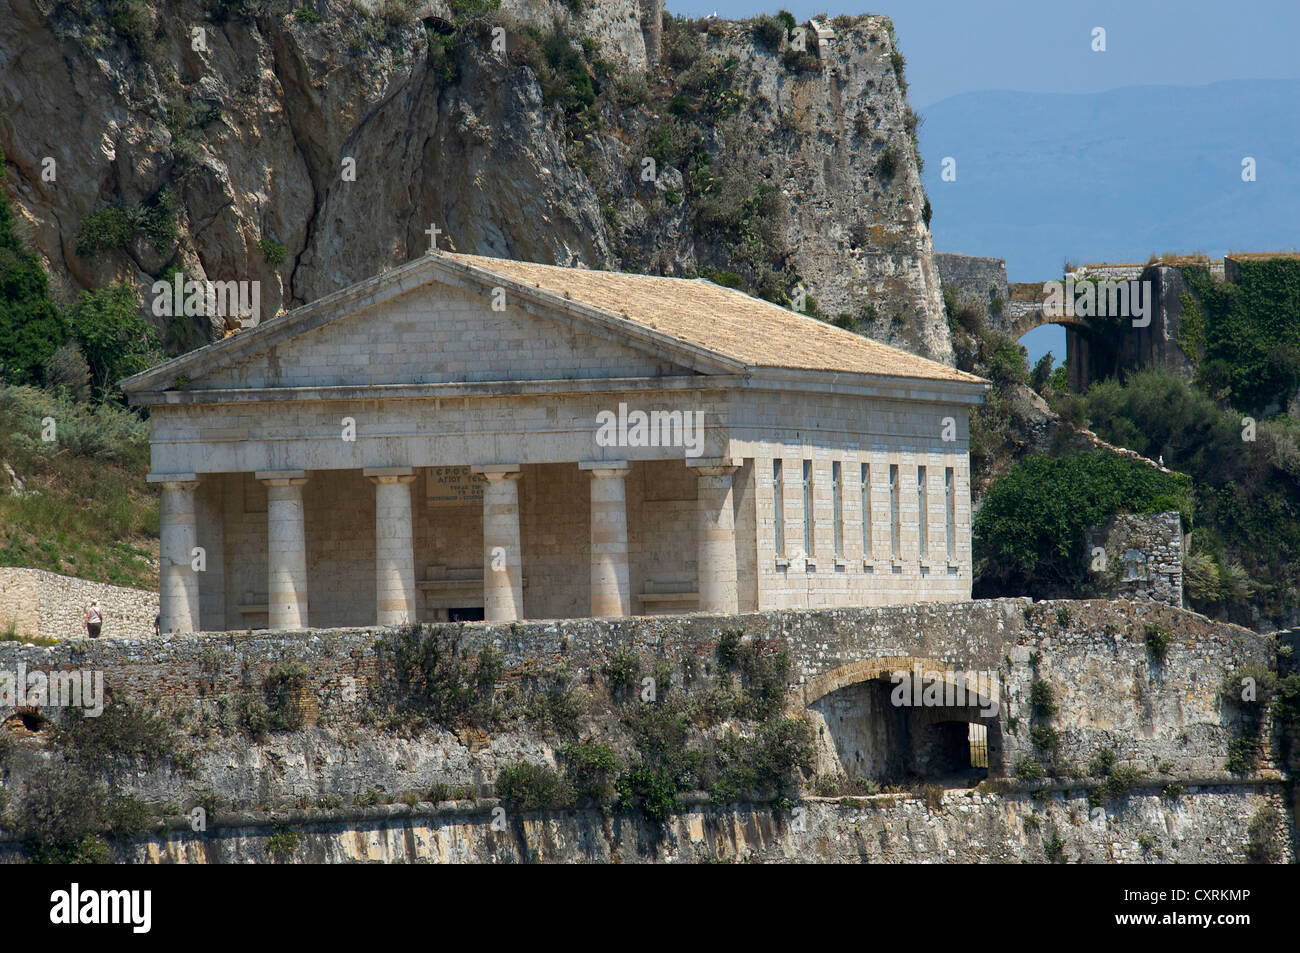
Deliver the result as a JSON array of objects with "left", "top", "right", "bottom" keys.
[{"left": 918, "top": 80, "right": 1300, "bottom": 282}]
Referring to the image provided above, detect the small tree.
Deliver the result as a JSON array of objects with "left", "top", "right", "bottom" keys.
[
  {"left": 69, "top": 282, "right": 163, "bottom": 402},
  {"left": 44, "top": 341, "right": 92, "bottom": 401}
]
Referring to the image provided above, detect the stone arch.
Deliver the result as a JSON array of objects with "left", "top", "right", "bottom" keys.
[{"left": 796, "top": 656, "right": 1005, "bottom": 782}]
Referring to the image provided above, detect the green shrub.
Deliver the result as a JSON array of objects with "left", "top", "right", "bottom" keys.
[
  {"left": 134, "top": 187, "right": 179, "bottom": 254},
  {"left": 75, "top": 206, "right": 133, "bottom": 258},
  {"left": 1029, "top": 680, "right": 1057, "bottom": 719},
  {"left": 57, "top": 702, "right": 188, "bottom": 773},
  {"left": 751, "top": 13, "right": 785, "bottom": 51},
  {"left": 874, "top": 144, "right": 900, "bottom": 181},
  {"left": 294, "top": 5, "right": 320, "bottom": 22},
  {"left": 603, "top": 647, "right": 642, "bottom": 697},
  {"left": 0, "top": 188, "right": 71, "bottom": 385},
  {"left": 1078, "top": 367, "right": 1300, "bottom": 622},
  {"left": 974, "top": 451, "right": 1193, "bottom": 597},
  {"left": 375, "top": 626, "right": 500, "bottom": 728},
  {"left": 1013, "top": 756, "right": 1046, "bottom": 780},
  {"left": 1245, "top": 805, "right": 1282, "bottom": 863},
  {"left": 263, "top": 659, "right": 309, "bottom": 731},
  {"left": 1144, "top": 624, "right": 1171, "bottom": 662},
  {"left": 1029, "top": 724, "right": 1059, "bottom": 752},
  {"left": 980, "top": 331, "right": 1029, "bottom": 386},
  {"left": 266, "top": 826, "right": 302, "bottom": 860},
  {"left": 257, "top": 238, "right": 288, "bottom": 267},
  {"left": 523, "top": 669, "right": 583, "bottom": 740},
  {"left": 237, "top": 694, "right": 271, "bottom": 741},
  {"left": 616, "top": 698, "right": 703, "bottom": 821},
  {"left": 715, "top": 634, "right": 790, "bottom": 720},
  {"left": 1225, "top": 736, "right": 1261, "bottom": 774},
  {"left": 1043, "top": 833, "right": 1065, "bottom": 862},
  {"left": 1181, "top": 260, "right": 1300, "bottom": 415},
  {"left": 68, "top": 282, "right": 164, "bottom": 402},
  {"left": 560, "top": 741, "right": 620, "bottom": 802},
  {"left": 43, "top": 342, "right": 91, "bottom": 401},
  {"left": 708, "top": 717, "right": 814, "bottom": 803},
  {"left": 1088, "top": 747, "right": 1117, "bottom": 777},
  {"left": 495, "top": 761, "right": 575, "bottom": 810}
]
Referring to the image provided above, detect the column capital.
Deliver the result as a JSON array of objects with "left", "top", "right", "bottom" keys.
[
  {"left": 364, "top": 466, "right": 418, "bottom": 485},
  {"left": 579, "top": 460, "right": 630, "bottom": 478},
  {"left": 256, "top": 469, "right": 309, "bottom": 487},
  {"left": 689, "top": 457, "right": 742, "bottom": 477},
  {"left": 472, "top": 463, "right": 522, "bottom": 482}
]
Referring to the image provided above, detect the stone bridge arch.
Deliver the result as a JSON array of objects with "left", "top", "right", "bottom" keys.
[{"left": 795, "top": 656, "right": 1006, "bottom": 783}]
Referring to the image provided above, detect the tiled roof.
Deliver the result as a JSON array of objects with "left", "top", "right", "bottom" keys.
[{"left": 445, "top": 253, "right": 984, "bottom": 385}]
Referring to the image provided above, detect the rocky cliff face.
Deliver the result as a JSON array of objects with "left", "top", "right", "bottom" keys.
[{"left": 0, "top": 0, "right": 950, "bottom": 362}]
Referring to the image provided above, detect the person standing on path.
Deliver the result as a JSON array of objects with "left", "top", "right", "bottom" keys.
[{"left": 84, "top": 602, "right": 102, "bottom": 639}]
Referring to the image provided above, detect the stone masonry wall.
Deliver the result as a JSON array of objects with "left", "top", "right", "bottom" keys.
[
  {"left": 935, "top": 253, "right": 1009, "bottom": 311},
  {"left": 0, "top": 568, "right": 157, "bottom": 641},
  {"left": 0, "top": 598, "right": 1287, "bottom": 863},
  {"left": 0, "top": 598, "right": 1273, "bottom": 783},
  {"left": 1085, "top": 512, "right": 1184, "bottom": 608}
]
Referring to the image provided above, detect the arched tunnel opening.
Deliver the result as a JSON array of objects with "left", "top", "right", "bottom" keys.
[
  {"left": 1017, "top": 320, "right": 1127, "bottom": 394},
  {"left": 808, "top": 673, "right": 1003, "bottom": 786}
]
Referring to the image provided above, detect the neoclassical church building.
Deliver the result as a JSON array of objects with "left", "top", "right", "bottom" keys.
[{"left": 123, "top": 253, "right": 987, "bottom": 633}]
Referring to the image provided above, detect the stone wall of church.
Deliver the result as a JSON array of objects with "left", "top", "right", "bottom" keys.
[{"left": 735, "top": 391, "right": 974, "bottom": 611}]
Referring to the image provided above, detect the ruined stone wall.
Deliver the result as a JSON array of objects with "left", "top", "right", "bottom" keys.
[
  {"left": 935, "top": 253, "right": 1008, "bottom": 311},
  {"left": 1084, "top": 512, "right": 1185, "bottom": 608},
  {"left": 0, "top": 598, "right": 1287, "bottom": 863},
  {"left": 0, "top": 568, "right": 157, "bottom": 641},
  {"left": 0, "top": 598, "right": 1272, "bottom": 784}
]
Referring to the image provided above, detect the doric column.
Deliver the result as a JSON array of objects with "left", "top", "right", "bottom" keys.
[
  {"left": 257, "top": 470, "right": 310, "bottom": 630},
  {"left": 472, "top": 465, "right": 523, "bottom": 623},
  {"left": 580, "top": 461, "right": 631, "bottom": 617},
  {"left": 149, "top": 473, "right": 200, "bottom": 633},
  {"left": 691, "top": 458, "right": 741, "bottom": 614},
  {"left": 365, "top": 467, "right": 418, "bottom": 627}
]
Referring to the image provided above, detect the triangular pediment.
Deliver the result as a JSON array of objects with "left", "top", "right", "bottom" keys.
[
  {"left": 190, "top": 279, "right": 700, "bottom": 392},
  {"left": 123, "top": 256, "right": 739, "bottom": 397}
]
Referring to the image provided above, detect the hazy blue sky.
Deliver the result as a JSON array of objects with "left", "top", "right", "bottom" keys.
[{"left": 667, "top": 1, "right": 1300, "bottom": 108}]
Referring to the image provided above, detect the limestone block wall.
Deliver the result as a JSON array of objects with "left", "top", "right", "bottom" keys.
[
  {"left": 1085, "top": 512, "right": 1184, "bottom": 608},
  {"left": 935, "top": 253, "right": 1009, "bottom": 310},
  {"left": 734, "top": 391, "right": 973, "bottom": 611},
  {"left": 0, "top": 598, "right": 1286, "bottom": 863},
  {"left": 0, "top": 598, "right": 1271, "bottom": 784},
  {"left": 0, "top": 568, "right": 158, "bottom": 641},
  {"left": 145, "top": 386, "right": 736, "bottom": 477}
]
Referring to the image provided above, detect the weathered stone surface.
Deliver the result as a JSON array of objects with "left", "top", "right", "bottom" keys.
[
  {"left": 0, "top": 598, "right": 1288, "bottom": 862},
  {"left": 1, "top": 788, "right": 1285, "bottom": 864},
  {"left": 0, "top": 4, "right": 949, "bottom": 362},
  {"left": 1085, "top": 512, "right": 1184, "bottom": 608}
]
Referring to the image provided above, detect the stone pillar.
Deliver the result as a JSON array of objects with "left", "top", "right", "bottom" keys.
[
  {"left": 691, "top": 459, "right": 741, "bottom": 614},
  {"left": 257, "top": 470, "right": 310, "bottom": 630},
  {"left": 473, "top": 465, "right": 523, "bottom": 622},
  {"left": 365, "top": 467, "right": 418, "bottom": 626},
  {"left": 150, "top": 473, "right": 200, "bottom": 633},
  {"left": 581, "top": 461, "right": 631, "bottom": 617}
]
